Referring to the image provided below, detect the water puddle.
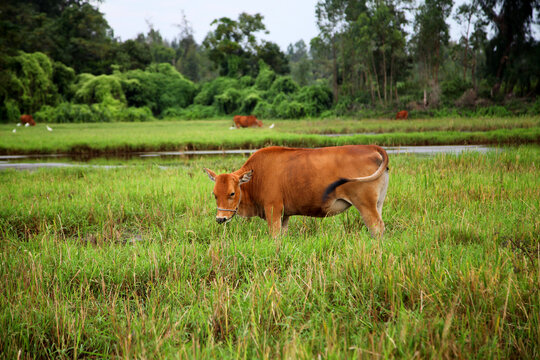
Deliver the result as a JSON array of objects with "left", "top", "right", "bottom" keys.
[{"left": 0, "top": 145, "right": 494, "bottom": 170}]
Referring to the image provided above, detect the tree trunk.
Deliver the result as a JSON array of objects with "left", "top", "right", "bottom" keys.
[
  {"left": 371, "top": 54, "right": 382, "bottom": 104},
  {"left": 382, "top": 49, "right": 387, "bottom": 104},
  {"left": 332, "top": 37, "right": 339, "bottom": 104}
]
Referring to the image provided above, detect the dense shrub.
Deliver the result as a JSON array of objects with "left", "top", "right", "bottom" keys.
[
  {"left": 240, "top": 91, "right": 262, "bottom": 114},
  {"left": 527, "top": 97, "right": 540, "bottom": 115},
  {"left": 255, "top": 62, "right": 276, "bottom": 90},
  {"left": 253, "top": 100, "right": 274, "bottom": 118},
  {"left": 239, "top": 75, "right": 255, "bottom": 87},
  {"left": 276, "top": 100, "right": 306, "bottom": 118},
  {"left": 122, "top": 63, "right": 196, "bottom": 116},
  {"left": 2, "top": 100, "right": 21, "bottom": 123},
  {"left": 35, "top": 103, "right": 110, "bottom": 123},
  {"left": 295, "top": 83, "right": 333, "bottom": 116},
  {"left": 35, "top": 103, "right": 153, "bottom": 123},
  {"left": 114, "top": 106, "right": 153, "bottom": 122},
  {"left": 441, "top": 78, "right": 473, "bottom": 105},
  {"left": 270, "top": 76, "right": 299, "bottom": 96},
  {"left": 53, "top": 62, "right": 76, "bottom": 101},
  {"left": 0, "top": 52, "right": 61, "bottom": 122},
  {"left": 215, "top": 88, "right": 242, "bottom": 114},
  {"left": 475, "top": 105, "right": 513, "bottom": 117},
  {"left": 74, "top": 74, "right": 127, "bottom": 106},
  {"left": 163, "top": 104, "right": 217, "bottom": 119},
  {"left": 193, "top": 77, "right": 240, "bottom": 106}
]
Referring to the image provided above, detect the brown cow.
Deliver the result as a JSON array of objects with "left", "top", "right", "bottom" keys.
[
  {"left": 233, "top": 115, "right": 263, "bottom": 128},
  {"left": 204, "top": 145, "right": 389, "bottom": 238},
  {"left": 395, "top": 110, "right": 408, "bottom": 119},
  {"left": 20, "top": 114, "right": 36, "bottom": 126}
]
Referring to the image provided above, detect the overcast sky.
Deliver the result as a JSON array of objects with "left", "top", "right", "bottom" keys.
[{"left": 98, "top": 0, "right": 473, "bottom": 51}]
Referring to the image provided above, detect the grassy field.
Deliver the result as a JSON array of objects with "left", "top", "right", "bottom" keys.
[
  {"left": 1, "top": 116, "right": 539, "bottom": 155},
  {"left": 1, "top": 146, "right": 538, "bottom": 358}
]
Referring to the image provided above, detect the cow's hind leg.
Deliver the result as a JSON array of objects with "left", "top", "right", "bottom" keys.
[
  {"left": 377, "top": 170, "right": 389, "bottom": 215},
  {"left": 347, "top": 187, "right": 385, "bottom": 238}
]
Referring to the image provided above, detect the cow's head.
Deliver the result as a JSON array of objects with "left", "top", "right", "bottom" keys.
[{"left": 203, "top": 168, "right": 253, "bottom": 224}]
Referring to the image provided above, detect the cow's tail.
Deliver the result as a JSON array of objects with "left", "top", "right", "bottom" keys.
[{"left": 322, "top": 146, "right": 389, "bottom": 202}]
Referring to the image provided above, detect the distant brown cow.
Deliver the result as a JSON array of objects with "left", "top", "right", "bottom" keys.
[
  {"left": 234, "top": 115, "right": 263, "bottom": 128},
  {"left": 395, "top": 110, "right": 408, "bottom": 120},
  {"left": 20, "top": 114, "right": 36, "bottom": 126}
]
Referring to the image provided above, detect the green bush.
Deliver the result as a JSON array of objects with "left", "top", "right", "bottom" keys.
[
  {"left": 240, "top": 91, "right": 262, "bottom": 114},
  {"left": 269, "top": 76, "right": 299, "bottom": 96},
  {"left": 53, "top": 62, "right": 76, "bottom": 101},
  {"left": 2, "top": 99, "right": 21, "bottom": 123},
  {"left": 113, "top": 106, "right": 153, "bottom": 122},
  {"left": 123, "top": 63, "right": 196, "bottom": 116},
  {"left": 1, "top": 52, "right": 60, "bottom": 119},
  {"left": 215, "top": 88, "right": 242, "bottom": 114},
  {"left": 255, "top": 61, "right": 276, "bottom": 90},
  {"left": 475, "top": 105, "right": 513, "bottom": 117},
  {"left": 295, "top": 83, "right": 333, "bottom": 116},
  {"left": 74, "top": 74, "right": 127, "bottom": 107},
  {"left": 193, "top": 77, "right": 240, "bottom": 106},
  {"left": 239, "top": 75, "right": 255, "bottom": 87},
  {"left": 441, "top": 78, "right": 473, "bottom": 105},
  {"left": 253, "top": 100, "right": 274, "bottom": 118},
  {"left": 35, "top": 103, "right": 111, "bottom": 123},
  {"left": 279, "top": 100, "right": 306, "bottom": 118},
  {"left": 162, "top": 104, "right": 217, "bottom": 119},
  {"left": 35, "top": 103, "right": 153, "bottom": 123},
  {"left": 527, "top": 97, "right": 540, "bottom": 116},
  {"left": 272, "top": 93, "right": 288, "bottom": 106}
]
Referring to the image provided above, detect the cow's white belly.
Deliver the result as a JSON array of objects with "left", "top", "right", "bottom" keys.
[{"left": 325, "top": 199, "right": 352, "bottom": 216}]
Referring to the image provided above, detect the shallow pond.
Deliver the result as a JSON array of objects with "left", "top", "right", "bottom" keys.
[{"left": 0, "top": 145, "right": 494, "bottom": 170}]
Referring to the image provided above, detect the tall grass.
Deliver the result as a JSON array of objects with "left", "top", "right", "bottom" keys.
[
  {"left": 1, "top": 117, "right": 539, "bottom": 155},
  {"left": 0, "top": 146, "right": 538, "bottom": 358}
]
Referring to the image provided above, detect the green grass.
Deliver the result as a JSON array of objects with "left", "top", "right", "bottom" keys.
[
  {"left": 1, "top": 116, "right": 539, "bottom": 155},
  {"left": 1, "top": 146, "right": 538, "bottom": 358}
]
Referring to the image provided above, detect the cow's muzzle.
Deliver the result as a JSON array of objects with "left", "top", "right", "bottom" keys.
[{"left": 216, "top": 207, "right": 237, "bottom": 224}]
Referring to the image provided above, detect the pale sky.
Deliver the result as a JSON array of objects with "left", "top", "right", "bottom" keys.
[
  {"left": 98, "top": 0, "right": 320, "bottom": 50},
  {"left": 97, "top": 0, "right": 475, "bottom": 51}
]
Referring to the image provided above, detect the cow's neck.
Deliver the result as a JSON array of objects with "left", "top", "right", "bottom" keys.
[{"left": 237, "top": 188, "right": 258, "bottom": 218}]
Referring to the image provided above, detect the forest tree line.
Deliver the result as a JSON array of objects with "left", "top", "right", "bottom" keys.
[{"left": 1, "top": 0, "right": 539, "bottom": 123}]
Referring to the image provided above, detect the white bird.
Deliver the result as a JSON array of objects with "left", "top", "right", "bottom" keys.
[
  {"left": 269, "top": 123, "right": 275, "bottom": 129},
  {"left": 46, "top": 125, "right": 53, "bottom": 131},
  {"left": 229, "top": 126, "right": 236, "bottom": 130},
  {"left": 25, "top": 123, "right": 30, "bottom": 127},
  {"left": 12, "top": 129, "right": 16, "bottom": 133},
  {"left": 16, "top": 123, "right": 21, "bottom": 127}
]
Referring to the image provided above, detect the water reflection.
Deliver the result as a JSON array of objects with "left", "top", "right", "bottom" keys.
[{"left": 0, "top": 145, "right": 494, "bottom": 170}]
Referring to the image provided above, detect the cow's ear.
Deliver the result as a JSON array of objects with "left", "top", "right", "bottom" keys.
[
  {"left": 239, "top": 169, "right": 253, "bottom": 184},
  {"left": 203, "top": 168, "right": 217, "bottom": 182}
]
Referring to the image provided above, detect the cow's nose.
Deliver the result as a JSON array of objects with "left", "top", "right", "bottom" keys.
[{"left": 216, "top": 217, "right": 227, "bottom": 224}]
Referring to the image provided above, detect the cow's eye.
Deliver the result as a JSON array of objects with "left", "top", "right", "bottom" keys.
[{"left": 230, "top": 192, "right": 235, "bottom": 197}]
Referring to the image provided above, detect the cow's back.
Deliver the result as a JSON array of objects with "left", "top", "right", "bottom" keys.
[{"left": 239, "top": 146, "right": 384, "bottom": 217}]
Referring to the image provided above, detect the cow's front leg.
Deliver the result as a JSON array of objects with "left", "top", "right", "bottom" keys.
[
  {"left": 281, "top": 216, "right": 290, "bottom": 235},
  {"left": 264, "top": 203, "right": 283, "bottom": 237}
]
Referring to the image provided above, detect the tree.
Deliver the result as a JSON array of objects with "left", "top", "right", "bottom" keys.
[
  {"left": 257, "top": 41, "right": 290, "bottom": 75},
  {"left": 315, "top": 0, "right": 347, "bottom": 103},
  {"left": 172, "top": 11, "right": 202, "bottom": 81},
  {"left": 203, "top": 13, "right": 268, "bottom": 77},
  {"left": 287, "top": 40, "right": 312, "bottom": 86},
  {"left": 0, "top": 0, "right": 116, "bottom": 74},
  {"left": 453, "top": 0, "right": 488, "bottom": 88},
  {"left": 478, "top": 0, "right": 540, "bottom": 96},
  {"left": 413, "top": 0, "right": 454, "bottom": 105}
]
